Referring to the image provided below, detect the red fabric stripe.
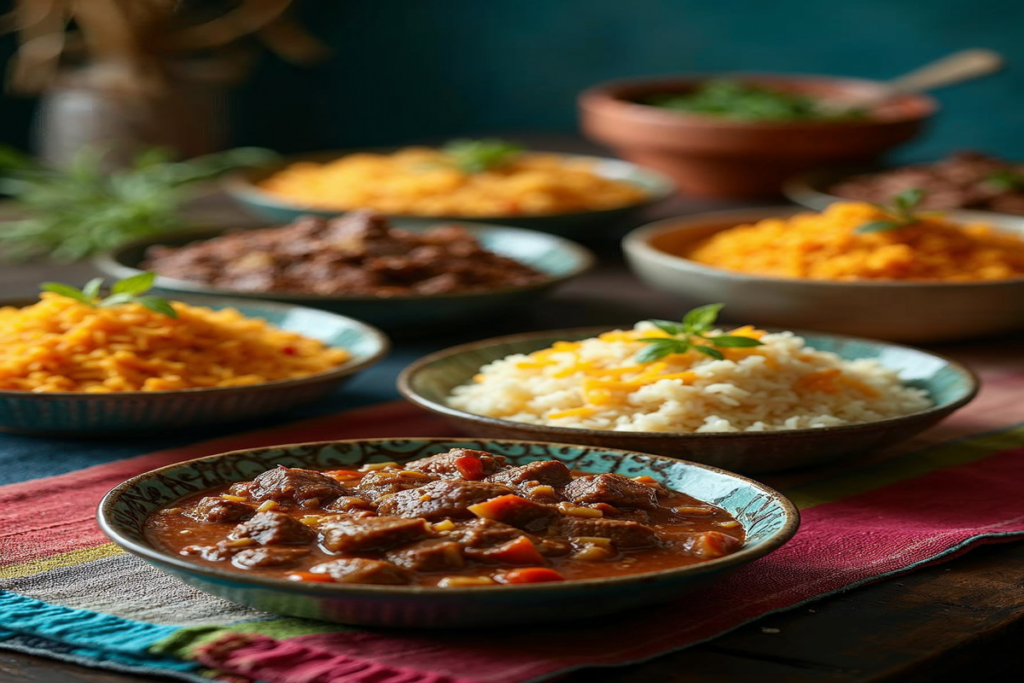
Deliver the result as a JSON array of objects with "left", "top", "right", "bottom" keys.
[
  {"left": 217, "top": 446, "right": 1023, "bottom": 683},
  {"left": 0, "top": 402, "right": 456, "bottom": 567}
]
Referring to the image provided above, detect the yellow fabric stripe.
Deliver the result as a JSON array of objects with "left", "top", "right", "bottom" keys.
[{"left": 0, "top": 543, "right": 124, "bottom": 580}]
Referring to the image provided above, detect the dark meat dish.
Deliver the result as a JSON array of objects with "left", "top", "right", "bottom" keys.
[
  {"left": 830, "top": 151, "right": 1024, "bottom": 215},
  {"left": 145, "top": 450, "right": 745, "bottom": 587},
  {"left": 142, "top": 211, "right": 548, "bottom": 296}
]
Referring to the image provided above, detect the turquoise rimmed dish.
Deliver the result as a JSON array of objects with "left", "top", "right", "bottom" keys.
[
  {"left": 222, "top": 151, "right": 676, "bottom": 239},
  {"left": 0, "top": 294, "right": 389, "bottom": 436},
  {"left": 397, "top": 327, "right": 979, "bottom": 473},
  {"left": 93, "top": 220, "right": 596, "bottom": 331},
  {"left": 97, "top": 438, "right": 799, "bottom": 628}
]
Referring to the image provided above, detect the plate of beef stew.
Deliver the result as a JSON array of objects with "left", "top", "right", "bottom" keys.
[{"left": 98, "top": 439, "right": 798, "bottom": 627}]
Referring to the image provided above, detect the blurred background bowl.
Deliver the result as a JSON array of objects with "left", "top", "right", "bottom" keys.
[
  {"left": 0, "top": 294, "right": 389, "bottom": 436},
  {"left": 579, "top": 73, "right": 936, "bottom": 199},
  {"left": 223, "top": 151, "right": 675, "bottom": 239},
  {"left": 94, "top": 219, "right": 596, "bottom": 332},
  {"left": 622, "top": 207, "right": 1024, "bottom": 343},
  {"left": 785, "top": 165, "right": 1024, "bottom": 223},
  {"left": 398, "top": 327, "right": 977, "bottom": 474}
]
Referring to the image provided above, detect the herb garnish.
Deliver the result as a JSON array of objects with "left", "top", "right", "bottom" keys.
[
  {"left": 986, "top": 169, "right": 1024, "bottom": 192},
  {"left": 646, "top": 80, "right": 867, "bottom": 122},
  {"left": 0, "top": 145, "right": 276, "bottom": 261},
  {"left": 856, "top": 188, "right": 930, "bottom": 234},
  {"left": 636, "top": 304, "right": 764, "bottom": 363},
  {"left": 443, "top": 139, "right": 523, "bottom": 174},
  {"left": 41, "top": 272, "right": 177, "bottom": 318}
]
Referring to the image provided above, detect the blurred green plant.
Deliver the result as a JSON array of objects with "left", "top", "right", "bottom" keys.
[
  {"left": 0, "top": 145, "right": 276, "bottom": 262},
  {"left": 442, "top": 139, "right": 524, "bottom": 174}
]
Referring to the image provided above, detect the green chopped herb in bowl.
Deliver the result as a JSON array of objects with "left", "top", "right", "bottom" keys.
[{"left": 644, "top": 79, "right": 866, "bottom": 122}]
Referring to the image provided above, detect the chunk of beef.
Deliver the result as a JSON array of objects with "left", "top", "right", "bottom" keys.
[
  {"left": 356, "top": 469, "right": 437, "bottom": 500},
  {"left": 386, "top": 539, "right": 465, "bottom": 572},
  {"left": 488, "top": 460, "right": 572, "bottom": 488},
  {"left": 320, "top": 516, "right": 431, "bottom": 553},
  {"left": 231, "top": 547, "right": 310, "bottom": 569},
  {"left": 405, "top": 449, "right": 507, "bottom": 480},
  {"left": 448, "top": 519, "right": 570, "bottom": 558},
  {"left": 589, "top": 503, "right": 651, "bottom": 523},
  {"left": 323, "top": 495, "right": 377, "bottom": 513},
  {"left": 563, "top": 474, "right": 659, "bottom": 510},
  {"left": 188, "top": 496, "right": 255, "bottom": 523},
  {"left": 555, "top": 517, "right": 659, "bottom": 548},
  {"left": 230, "top": 511, "right": 316, "bottom": 546},
  {"left": 309, "top": 558, "right": 412, "bottom": 585},
  {"left": 180, "top": 542, "right": 236, "bottom": 561},
  {"left": 468, "top": 494, "right": 559, "bottom": 532},
  {"left": 376, "top": 479, "right": 514, "bottom": 521},
  {"left": 248, "top": 466, "right": 348, "bottom": 506}
]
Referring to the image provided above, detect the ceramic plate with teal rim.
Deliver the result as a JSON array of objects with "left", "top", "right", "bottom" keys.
[
  {"left": 222, "top": 151, "right": 676, "bottom": 239},
  {"left": 97, "top": 438, "right": 799, "bottom": 628},
  {"left": 398, "top": 327, "right": 979, "bottom": 474},
  {"left": 93, "top": 220, "right": 596, "bottom": 331},
  {"left": 0, "top": 294, "right": 389, "bottom": 436}
]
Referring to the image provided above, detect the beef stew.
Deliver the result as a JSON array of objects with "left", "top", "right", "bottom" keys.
[{"left": 144, "top": 449, "right": 745, "bottom": 587}]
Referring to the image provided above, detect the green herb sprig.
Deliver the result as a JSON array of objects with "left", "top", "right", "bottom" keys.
[
  {"left": 856, "top": 188, "right": 930, "bottom": 234},
  {"left": 0, "top": 145, "right": 276, "bottom": 262},
  {"left": 41, "top": 272, "right": 177, "bottom": 318},
  {"left": 442, "top": 139, "right": 523, "bottom": 174},
  {"left": 986, "top": 169, "right": 1024, "bottom": 192},
  {"left": 636, "top": 304, "right": 764, "bottom": 363}
]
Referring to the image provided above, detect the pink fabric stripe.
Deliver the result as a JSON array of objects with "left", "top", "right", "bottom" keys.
[
  {"left": 196, "top": 633, "right": 471, "bottom": 683},
  {"left": 0, "top": 402, "right": 457, "bottom": 568},
  {"left": 197, "top": 445, "right": 1024, "bottom": 683}
]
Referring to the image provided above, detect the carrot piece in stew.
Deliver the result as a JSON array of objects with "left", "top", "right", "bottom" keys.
[
  {"left": 287, "top": 571, "right": 336, "bottom": 583},
  {"left": 455, "top": 456, "right": 486, "bottom": 480},
  {"left": 498, "top": 567, "right": 564, "bottom": 584},
  {"left": 482, "top": 536, "right": 546, "bottom": 566},
  {"left": 468, "top": 494, "right": 535, "bottom": 521}
]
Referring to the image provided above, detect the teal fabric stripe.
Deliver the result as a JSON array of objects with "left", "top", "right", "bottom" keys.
[
  {"left": 0, "top": 629, "right": 208, "bottom": 682},
  {"left": 0, "top": 591, "right": 195, "bottom": 672}
]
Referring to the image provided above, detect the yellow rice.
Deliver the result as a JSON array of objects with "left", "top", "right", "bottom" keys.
[
  {"left": 0, "top": 294, "right": 351, "bottom": 393},
  {"left": 259, "top": 147, "right": 649, "bottom": 217}
]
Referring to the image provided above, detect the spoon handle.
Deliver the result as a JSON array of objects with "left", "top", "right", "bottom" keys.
[{"left": 886, "top": 48, "right": 1004, "bottom": 94}]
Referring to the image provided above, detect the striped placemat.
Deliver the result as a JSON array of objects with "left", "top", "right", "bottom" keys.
[{"left": 2, "top": 353, "right": 1024, "bottom": 683}]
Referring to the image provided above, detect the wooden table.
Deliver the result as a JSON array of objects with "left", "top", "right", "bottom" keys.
[{"left": 2, "top": 181, "right": 1023, "bottom": 683}]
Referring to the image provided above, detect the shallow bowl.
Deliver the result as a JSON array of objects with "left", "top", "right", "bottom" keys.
[
  {"left": 0, "top": 294, "right": 389, "bottom": 435},
  {"left": 784, "top": 166, "right": 1024, "bottom": 224},
  {"left": 97, "top": 438, "right": 798, "bottom": 627},
  {"left": 223, "top": 151, "right": 675, "bottom": 239},
  {"left": 622, "top": 207, "right": 1024, "bottom": 343},
  {"left": 94, "top": 220, "right": 595, "bottom": 332},
  {"left": 397, "top": 328, "right": 977, "bottom": 473}
]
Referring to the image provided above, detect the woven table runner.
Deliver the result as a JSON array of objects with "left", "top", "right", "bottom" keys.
[{"left": 2, "top": 357, "right": 1024, "bottom": 683}]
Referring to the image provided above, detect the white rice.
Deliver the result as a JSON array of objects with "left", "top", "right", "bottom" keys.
[{"left": 447, "top": 324, "right": 932, "bottom": 433}]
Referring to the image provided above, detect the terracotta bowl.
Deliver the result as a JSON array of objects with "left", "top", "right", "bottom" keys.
[
  {"left": 622, "top": 207, "right": 1024, "bottom": 343},
  {"left": 397, "top": 328, "right": 977, "bottom": 474},
  {"left": 579, "top": 73, "right": 936, "bottom": 199}
]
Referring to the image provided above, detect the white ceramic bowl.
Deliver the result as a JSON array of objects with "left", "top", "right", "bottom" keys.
[{"left": 622, "top": 207, "right": 1024, "bottom": 343}]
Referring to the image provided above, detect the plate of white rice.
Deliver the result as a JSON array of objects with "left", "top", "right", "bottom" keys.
[{"left": 398, "top": 322, "right": 978, "bottom": 473}]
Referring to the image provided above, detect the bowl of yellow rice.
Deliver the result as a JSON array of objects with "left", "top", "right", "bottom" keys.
[
  {"left": 224, "top": 146, "right": 674, "bottom": 238},
  {"left": 0, "top": 292, "right": 388, "bottom": 435},
  {"left": 623, "top": 201, "right": 1024, "bottom": 342}
]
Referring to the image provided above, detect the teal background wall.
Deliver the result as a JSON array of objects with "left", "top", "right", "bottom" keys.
[{"left": 2, "top": 0, "right": 1022, "bottom": 160}]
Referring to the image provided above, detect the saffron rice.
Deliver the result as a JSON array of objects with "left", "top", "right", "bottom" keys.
[{"left": 0, "top": 294, "right": 350, "bottom": 393}]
